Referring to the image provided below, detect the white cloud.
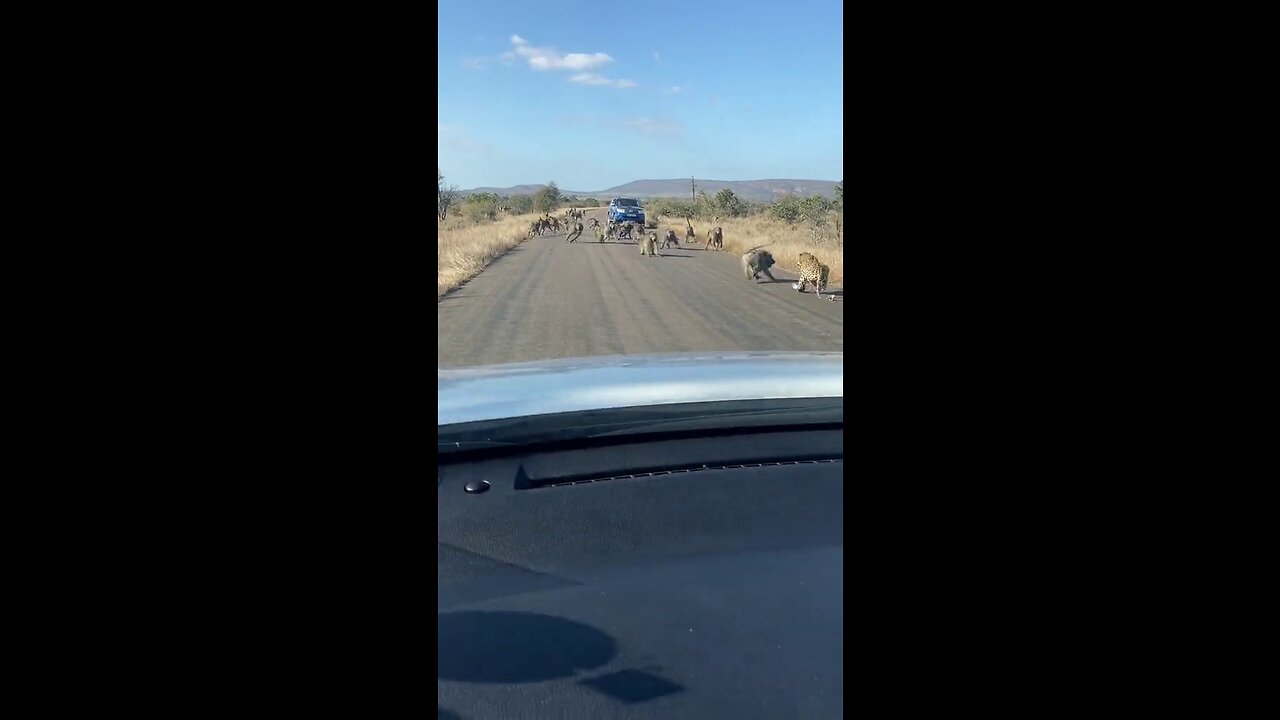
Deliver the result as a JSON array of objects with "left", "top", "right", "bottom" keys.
[
  {"left": 506, "top": 35, "right": 612, "bottom": 71},
  {"left": 462, "top": 57, "right": 490, "bottom": 70},
  {"left": 570, "top": 73, "right": 636, "bottom": 89}
]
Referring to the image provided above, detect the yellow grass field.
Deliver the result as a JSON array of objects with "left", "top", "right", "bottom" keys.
[{"left": 438, "top": 212, "right": 543, "bottom": 298}]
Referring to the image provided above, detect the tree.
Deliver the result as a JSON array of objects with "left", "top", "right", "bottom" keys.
[
  {"left": 770, "top": 195, "right": 803, "bottom": 224},
  {"left": 507, "top": 193, "right": 534, "bottom": 214},
  {"left": 532, "top": 182, "right": 561, "bottom": 213},
  {"left": 834, "top": 181, "right": 843, "bottom": 209},
  {"left": 462, "top": 192, "right": 500, "bottom": 223},
  {"left": 714, "top": 188, "right": 746, "bottom": 217},
  {"left": 438, "top": 169, "right": 458, "bottom": 222},
  {"left": 799, "top": 195, "right": 833, "bottom": 222}
]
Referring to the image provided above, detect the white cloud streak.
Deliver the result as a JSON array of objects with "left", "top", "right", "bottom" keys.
[{"left": 508, "top": 35, "right": 613, "bottom": 71}]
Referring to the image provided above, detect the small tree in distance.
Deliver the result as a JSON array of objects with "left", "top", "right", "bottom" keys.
[
  {"left": 532, "top": 182, "right": 561, "bottom": 213},
  {"left": 438, "top": 168, "right": 459, "bottom": 222}
]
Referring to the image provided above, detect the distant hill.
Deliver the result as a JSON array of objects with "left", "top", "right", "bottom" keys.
[{"left": 458, "top": 179, "right": 839, "bottom": 202}]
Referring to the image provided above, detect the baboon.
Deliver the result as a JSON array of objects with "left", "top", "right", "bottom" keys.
[
  {"left": 589, "top": 217, "right": 600, "bottom": 229},
  {"left": 639, "top": 232, "right": 657, "bottom": 257},
  {"left": 742, "top": 250, "right": 777, "bottom": 283},
  {"left": 565, "top": 221, "right": 584, "bottom": 243},
  {"left": 594, "top": 227, "right": 606, "bottom": 242},
  {"left": 660, "top": 229, "right": 680, "bottom": 249},
  {"left": 705, "top": 226, "right": 724, "bottom": 251},
  {"left": 618, "top": 222, "right": 634, "bottom": 241},
  {"left": 685, "top": 219, "right": 696, "bottom": 244}
]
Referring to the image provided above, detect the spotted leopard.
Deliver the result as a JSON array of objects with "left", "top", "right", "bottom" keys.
[{"left": 793, "top": 252, "right": 835, "bottom": 301}]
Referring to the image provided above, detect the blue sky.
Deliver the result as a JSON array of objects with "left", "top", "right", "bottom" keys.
[{"left": 438, "top": 0, "right": 843, "bottom": 192}]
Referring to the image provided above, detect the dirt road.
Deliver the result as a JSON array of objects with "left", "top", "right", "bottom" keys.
[{"left": 438, "top": 210, "right": 843, "bottom": 368}]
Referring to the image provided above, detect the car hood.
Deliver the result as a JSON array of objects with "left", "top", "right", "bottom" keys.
[{"left": 438, "top": 351, "right": 843, "bottom": 426}]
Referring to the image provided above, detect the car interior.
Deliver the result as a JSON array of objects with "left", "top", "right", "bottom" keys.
[{"left": 438, "top": 400, "right": 844, "bottom": 718}]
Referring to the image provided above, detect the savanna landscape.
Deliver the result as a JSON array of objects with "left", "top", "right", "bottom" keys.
[{"left": 437, "top": 174, "right": 843, "bottom": 299}]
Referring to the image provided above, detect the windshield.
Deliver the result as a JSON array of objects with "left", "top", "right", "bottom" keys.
[{"left": 439, "top": 0, "right": 843, "bottom": 383}]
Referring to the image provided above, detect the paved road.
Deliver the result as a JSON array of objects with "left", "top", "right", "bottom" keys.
[{"left": 438, "top": 210, "right": 843, "bottom": 368}]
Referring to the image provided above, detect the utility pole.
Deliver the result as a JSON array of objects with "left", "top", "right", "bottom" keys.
[{"left": 691, "top": 176, "right": 696, "bottom": 204}]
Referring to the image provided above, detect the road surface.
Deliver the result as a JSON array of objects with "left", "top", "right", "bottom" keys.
[{"left": 438, "top": 210, "right": 843, "bottom": 368}]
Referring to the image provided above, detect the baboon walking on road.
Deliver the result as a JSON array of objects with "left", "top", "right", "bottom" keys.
[
  {"left": 685, "top": 219, "right": 696, "bottom": 244},
  {"left": 705, "top": 226, "right": 724, "bottom": 251},
  {"left": 660, "top": 229, "right": 680, "bottom": 249},
  {"left": 742, "top": 250, "right": 777, "bottom": 282},
  {"left": 565, "top": 221, "right": 584, "bottom": 243}
]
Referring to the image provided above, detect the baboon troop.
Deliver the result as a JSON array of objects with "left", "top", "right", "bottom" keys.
[
  {"left": 546, "top": 209, "right": 835, "bottom": 301},
  {"left": 705, "top": 226, "right": 724, "bottom": 251},
  {"left": 742, "top": 250, "right": 777, "bottom": 283},
  {"left": 639, "top": 232, "right": 658, "bottom": 257}
]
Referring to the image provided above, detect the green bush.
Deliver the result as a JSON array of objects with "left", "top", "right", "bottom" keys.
[
  {"left": 770, "top": 196, "right": 803, "bottom": 224},
  {"left": 462, "top": 192, "right": 500, "bottom": 223}
]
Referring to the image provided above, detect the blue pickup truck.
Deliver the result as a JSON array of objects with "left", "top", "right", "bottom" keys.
[{"left": 608, "top": 197, "right": 646, "bottom": 226}]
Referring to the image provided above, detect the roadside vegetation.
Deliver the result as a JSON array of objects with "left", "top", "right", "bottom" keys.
[
  {"left": 645, "top": 183, "right": 844, "bottom": 284},
  {"left": 439, "top": 173, "right": 594, "bottom": 298}
]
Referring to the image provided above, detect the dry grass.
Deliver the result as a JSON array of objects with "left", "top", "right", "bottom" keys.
[
  {"left": 438, "top": 212, "right": 544, "bottom": 298},
  {"left": 656, "top": 214, "right": 844, "bottom": 285}
]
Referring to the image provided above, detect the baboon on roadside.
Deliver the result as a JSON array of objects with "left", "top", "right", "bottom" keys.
[
  {"left": 685, "top": 219, "right": 696, "bottom": 244},
  {"left": 705, "top": 226, "right": 724, "bottom": 251},
  {"left": 660, "top": 229, "right": 680, "bottom": 249},
  {"left": 565, "top": 221, "right": 584, "bottom": 243},
  {"left": 742, "top": 250, "right": 777, "bottom": 283},
  {"left": 639, "top": 232, "right": 657, "bottom": 257}
]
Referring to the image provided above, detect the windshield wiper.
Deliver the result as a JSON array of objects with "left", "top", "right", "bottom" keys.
[
  {"left": 583, "top": 403, "right": 842, "bottom": 438},
  {"left": 437, "top": 440, "right": 519, "bottom": 450}
]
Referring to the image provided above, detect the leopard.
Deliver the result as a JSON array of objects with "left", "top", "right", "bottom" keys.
[{"left": 793, "top": 252, "right": 835, "bottom": 300}]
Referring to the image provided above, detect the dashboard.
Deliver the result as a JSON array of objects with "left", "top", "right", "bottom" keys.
[{"left": 438, "top": 428, "right": 844, "bottom": 718}]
